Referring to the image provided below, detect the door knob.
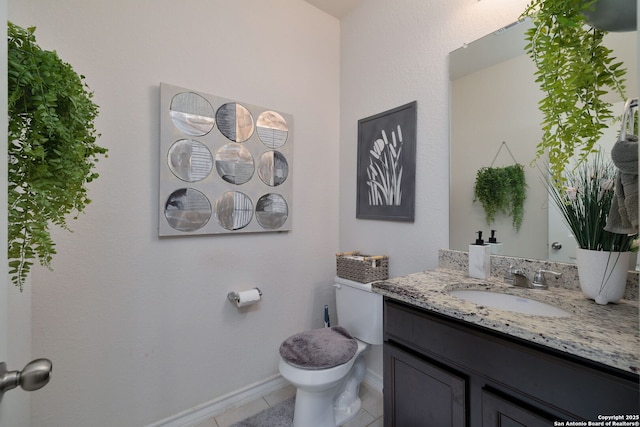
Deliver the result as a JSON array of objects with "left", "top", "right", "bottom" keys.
[
  {"left": 551, "top": 241, "right": 562, "bottom": 250},
  {"left": 0, "top": 358, "right": 52, "bottom": 397}
]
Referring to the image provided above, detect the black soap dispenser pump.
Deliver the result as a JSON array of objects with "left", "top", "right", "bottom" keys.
[
  {"left": 469, "top": 231, "right": 491, "bottom": 279},
  {"left": 488, "top": 230, "right": 503, "bottom": 255}
]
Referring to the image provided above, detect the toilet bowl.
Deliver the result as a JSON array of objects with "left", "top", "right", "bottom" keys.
[
  {"left": 278, "top": 277, "right": 383, "bottom": 427},
  {"left": 279, "top": 338, "right": 369, "bottom": 427}
]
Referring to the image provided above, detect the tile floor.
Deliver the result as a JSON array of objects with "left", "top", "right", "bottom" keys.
[{"left": 194, "top": 382, "right": 383, "bottom": 427}]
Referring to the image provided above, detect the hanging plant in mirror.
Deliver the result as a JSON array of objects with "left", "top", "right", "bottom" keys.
[
  {"left": 473, "top": 164, "right": 527, "bottom": 231},
  {"left": 520, "top": 0, "right": 628, "bottom": 183},
  {"left": 7, "top": 22, "right": 108, "bottom": 290}
]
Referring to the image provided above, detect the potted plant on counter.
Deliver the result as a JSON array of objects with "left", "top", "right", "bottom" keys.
[
  {"left": 520, "top": 0, "right": 630, "bottom": 182},
  {"left": 547, "top": 151, "right": 636, "bottom": 304}
]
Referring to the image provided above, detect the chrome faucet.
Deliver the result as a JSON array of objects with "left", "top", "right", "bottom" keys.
[
  {"left": 504, "top": 264, "right": 516, "bottom": 284},
  {"left": 505, "top": 265, "right": 528, "bottom": 286},
  {"left": 531, "top": 269, "right": 562, "bottom": 289},
  {"left": 512, "top": 269, "right": 531, "bottom": 288},
  {"left": 507, "top": 267, "right": 561, "bottom": 290}
]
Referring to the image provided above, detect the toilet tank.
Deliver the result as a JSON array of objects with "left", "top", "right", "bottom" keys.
[{"left": 334, "top": 277, "right": 383, "bottom": 345}]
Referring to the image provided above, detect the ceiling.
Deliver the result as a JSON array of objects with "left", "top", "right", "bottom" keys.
[{"left": 303, "top": 0, "right": 362, "bottom": 19}]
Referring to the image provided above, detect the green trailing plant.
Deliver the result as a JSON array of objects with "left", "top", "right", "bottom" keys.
[
  {"left": 520, "top": 0, "right": 628, "bottom": 183},
  {"left": 473, "top": 164, "right": 527, "bottom": 231},
  {"left": 8, "top": 22, "right": 107, "bottom": 290},
  {"left": 547, "top": 151, "right": 636, "bottom": 251}
]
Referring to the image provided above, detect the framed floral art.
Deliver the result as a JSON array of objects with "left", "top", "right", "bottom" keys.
[{"left": 356, "top": 101, "right": 417, "bottom": 222}]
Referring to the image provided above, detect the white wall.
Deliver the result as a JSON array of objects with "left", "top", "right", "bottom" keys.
[
  {"left": 8, "top": 1, "right": 340, "bottom": 426},
  {"left": 339, "top": 0, "right": 530, "bottom": 275},
  {"left": 339, "top": 0, "right": 530, "bottom": 374},
  {"left": 6, "top": 0, "right": 544, "bottom": 425}
]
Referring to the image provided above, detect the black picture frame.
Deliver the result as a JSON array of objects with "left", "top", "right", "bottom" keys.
[{"left": 356, "top": 101, "right": 416, "bottom": 222}]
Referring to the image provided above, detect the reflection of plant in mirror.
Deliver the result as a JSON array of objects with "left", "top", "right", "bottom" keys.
[
  {"left": 521, "top": 0, "right": 627, "bottom": 183},
  {"left": 8, "top": 22, "right": 108, "bottom": 290},
  {"left": 473, "top": 164, "right": 527, "bottom": 231},
  {"left": 547, "top": 151, "right": 636, "bottom": 251}
]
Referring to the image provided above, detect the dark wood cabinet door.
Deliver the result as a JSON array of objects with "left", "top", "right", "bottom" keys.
[
  {"left": 481, "top": 389, "right": 554, "bottom": 427},
  {"left": 384, "top": 343, "right": 466, "bottom": 427}
]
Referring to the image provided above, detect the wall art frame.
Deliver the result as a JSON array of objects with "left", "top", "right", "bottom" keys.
[
  {"left": 159, "top": 83, "right": 293, "bottom": 236},
  {"left": 356, "top": 101, "right": 416, "bottom": 222}
]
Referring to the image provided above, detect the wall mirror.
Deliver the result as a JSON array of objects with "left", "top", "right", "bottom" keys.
[{"left": 449, "top": 19, "right": 638, "bottom": 264}]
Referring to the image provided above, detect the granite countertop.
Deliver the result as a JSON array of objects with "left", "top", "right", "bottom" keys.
[{"left": 373, "top": 268, "right": 640, "bottom": 375}]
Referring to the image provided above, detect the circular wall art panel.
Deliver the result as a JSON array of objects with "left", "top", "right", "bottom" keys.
[
  {"left": 256, "top": 110, "right": 288, "bottom": 149},
  {"left": 159, "top": 83, "right": 293, "bottom": 236},
  {"left": 255, "top": 193, "right": 288, "bottom": 229},
  {"left": 216, "top": 102, "right": 255, "bottom": 143},
  {"left": 167, "top": 139, "right": 213, "bottom": 182},
  {"left": 257, "top": 151, "right": 288, "bottom": 187},
  {"left": 169, "top": 92, "right": 216, "bottom": 136},
  {"left": 164, "top": 188, "right": 212, "bottom": 232},
  {"left": 215, "top": 191, "right": 254, "bottom": 231},
  {"left": 215, "top": 143, "right": 255, "bottom": 185}
]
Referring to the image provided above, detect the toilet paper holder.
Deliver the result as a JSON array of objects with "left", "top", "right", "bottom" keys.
[{"left": 227, "top": 288, "right": 262, "bottom": 303}]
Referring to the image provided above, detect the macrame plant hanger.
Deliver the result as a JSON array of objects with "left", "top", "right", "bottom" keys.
[
  {"left": 490, "top": 141, "right": 519, "bottom": 167},
  {"left": 477, "top": 140, "right": 526, "bottom": 231}
]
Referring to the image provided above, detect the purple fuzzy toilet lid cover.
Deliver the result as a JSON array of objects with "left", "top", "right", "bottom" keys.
[{"left": 279, "top": 326, "right": 358, "bottom": 370}]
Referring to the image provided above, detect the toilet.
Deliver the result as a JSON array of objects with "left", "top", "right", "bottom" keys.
[{"left": 278, "top": 277, "right": 383, "bottom": 427}]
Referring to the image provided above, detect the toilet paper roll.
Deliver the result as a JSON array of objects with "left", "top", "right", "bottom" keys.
[{"left": 235, "top": 289, "right": 261, "bottom": 307}]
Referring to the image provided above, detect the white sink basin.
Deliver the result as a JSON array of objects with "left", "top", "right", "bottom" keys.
[{"left": 449, "top": 290, "right": 572, "bottom": 317}]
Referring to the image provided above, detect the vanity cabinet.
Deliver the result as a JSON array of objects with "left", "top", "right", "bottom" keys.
[{"left": 383, "top": 298, "right": 640, "bottom": 426}]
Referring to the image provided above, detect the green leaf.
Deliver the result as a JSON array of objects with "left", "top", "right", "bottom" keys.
[
  {"left": 7, "top": 22, "right": 108, "bottom": 291},
  {"left": 473, "top": 164, "right": 527, "bottom": 231},
  {"left": 520, "top": 0, "right": 627, "bottom": 182}
]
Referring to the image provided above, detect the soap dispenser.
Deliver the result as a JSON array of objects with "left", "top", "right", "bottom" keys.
[
  {"left": 469, "top": 231, "right": 491, "bottom": 279},
  {"left": 488, "top": 229, "right": 503, "bottom": 255}
]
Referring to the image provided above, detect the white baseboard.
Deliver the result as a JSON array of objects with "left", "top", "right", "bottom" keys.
[
  {"left": 147, "top": 374, "right": 289, "bottom": 427},
  {"left": 147, "top": 369, "right": 384, "bottom": 427},
  {"left": 364, "top": 368, "right": 383, "bottom": 394}
]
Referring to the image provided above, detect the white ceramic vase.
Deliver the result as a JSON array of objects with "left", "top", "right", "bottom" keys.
[{"left": 575, "top": 248, "right": 630, "bottom": 305}]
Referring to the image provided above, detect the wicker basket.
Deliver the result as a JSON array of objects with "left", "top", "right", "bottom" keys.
[{"left": 336, "top": 251, "right": 389, "bottom": 283}]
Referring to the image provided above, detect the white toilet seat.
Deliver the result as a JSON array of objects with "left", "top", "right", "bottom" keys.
[
  {"left": 279, "top": 326, "right": 358, "bottom": 370},
  {"left": 278, "top": 339, "right": 367, "bottom": 389},
  {"left": 279, "top": 339, "right": 369, "bottom": 388},
  {"left": 279, "top": 338, "right": 370, "bottom": 427}
]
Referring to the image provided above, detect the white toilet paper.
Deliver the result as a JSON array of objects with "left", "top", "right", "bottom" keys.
[{"left": 235, "top": 289, "right": 261, "bottom": 307}]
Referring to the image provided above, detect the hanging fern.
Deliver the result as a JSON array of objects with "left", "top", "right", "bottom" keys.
[
  {"left": 7, "top": 22, "right": 108, "bottom": 290},
  {"left": 520, "top": 0, "right": 627, "bottom": 183},
  {"left": 473, "top": 164, "right": 527, "bottom": 231}
]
